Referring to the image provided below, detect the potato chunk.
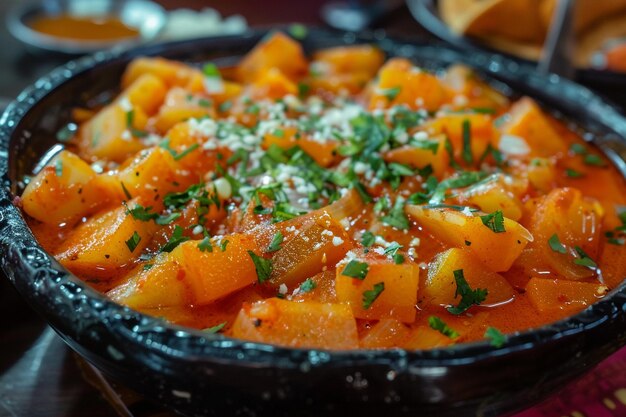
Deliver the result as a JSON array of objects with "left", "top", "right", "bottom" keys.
[
  {"left": 56, "top": 199, "right": 159, "bottom": 278},
  {"left": 425, "top": 248, "right": 515, "bottom": 307},
  {"left": 108, "top": 233, "right": 259, "bottom": 308},
  {"left": 525, "top": 277, "right": 608, "bottom": 315},
  {"left": 406, "top": 205, "right": 532, "bottom": 271},
  {"left": 153, "top": 87, "right": 215, "bottom": 133},
  {"left": 527, "top": 188, "right": 604, "bottom": 280},
  {"left": 236, "top": 32, "right": 308, "bottom": 83},
  {"left": 501, "top": 97, "right": 567, "bottom": 156},
  {"left": 369, "top": 58, "right": 448, "bottom": 111},
  {"left": 336, "top": 254, "right": 419, "bottom": 323},
  {"left": 232, "top": 298, "right": 358, "bottom": 349},
  {"left": 270, "top": 211, "right": 353, "bottom": 287},
  {"left": 21, "top": 151, "right": 113, "bottom": 225}
]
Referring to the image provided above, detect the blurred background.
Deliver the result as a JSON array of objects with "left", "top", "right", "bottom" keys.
[{"left": 1, "top": 1, "right": 626, "bottom": 416}]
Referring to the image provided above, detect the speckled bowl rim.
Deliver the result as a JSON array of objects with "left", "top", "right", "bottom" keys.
[{"left": 1, "top": 28, "right": 626, "bottom": 372}]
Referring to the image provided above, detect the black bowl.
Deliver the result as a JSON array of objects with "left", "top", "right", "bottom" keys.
[{"left": 1, "top": 28, "right": 626, "bottom": 417}]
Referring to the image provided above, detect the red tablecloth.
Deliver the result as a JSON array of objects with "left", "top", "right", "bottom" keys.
[{"left": 516, "top": 347, "right": 626, "bottom": 417}]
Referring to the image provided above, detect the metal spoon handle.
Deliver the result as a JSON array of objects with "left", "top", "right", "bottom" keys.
[{"left": 538, "top": 0, "right": 576, "bottom": 78}]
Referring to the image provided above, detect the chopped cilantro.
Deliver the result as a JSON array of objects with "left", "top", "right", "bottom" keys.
[
  {"left": 125, "top": 231, "right": 141, "bottom": 253},
  {"left": 203, "top": 63, "right": 221, "bottom": 78},
  {"left": 584, "top": 154, "right": 605, "bottom": 167},
  {"left": 248, "top": 250, "right": 273, "bottom": 283},
  {"left": 219, "top": 100, "right": 232, "bottom": 112},
  {"left": 362, "top": 282, "right": 385, "bottom": 310},
  {"left": 155, "top": 212, "right": 181, "bottom": 225},
  {"left": 288, "top": 23, "right": 308, "bottom": 39},
  {"left": 198, "top": 236, "right": 213, "bottom": 252},
  {"left": 160, "top": 225, "right": 189, "bottom": 253},
  {"left": 160, "top": 139, "right": 199, "bottom": 160},
  {"left": 381, "top": 197, "right": 409, "bottom": 230},
  {"left": 485, "top": 327, "right": 507, "bottom": 348},
  {"left": 267, "top": 231, "right": 284, "bottom": 253},
  {"left": 121, "top": 182, "right": 133, "bottom": 200},
  {"left": 273, "top": 129, "right": 285, "bottom": 138},
  {"left": 143, "top": 264, "right": 154, "bottom": 271},
  {"left": 361, "top": 231, "right": 376, "bottom": 247},
  {"left": 444, "top": 136, "right": 461, "bottom": 169},
  {"left": 54, "top": 159, "right": 63, "bottom": 177},
  {"left": 383, "top": 242, "right": 402, "bottom": 257},
  {"left": 464, "top": 240, "right": 472, "bottom": 246},
  {"left": 565, "top": 168, "right": 584, "bottom": 178},
  {"left": 447, "top": 269, "right": 488, "bottom": 315},
  {"left": 461, "top": 119, "right": 473, "bottom": 164},
  {"left": 570, "top": 143, "right": 587, "bottom": 155},
  {"left": 342, "top": 260, "right": 369, "bottom": 280},
  {"left": 381, "top": 86, "right": 401, "bottom": 101},
  {"left": 204, "top": 322, "right": 226, "bottom": 333},
  {"left": 428, "top": 316, "right": 459, "bottom": 339},
  {"left": 411, "top": 139, "right": 440, "bottom": 154},
  {"left": 299, "top": 278, "right": 316, "bottom": 293},
  {"left": 198, "top": 98, "right": 212, "bottom": 108},
  {"left": 219, "top": 239, "right": 229, "bottom": 252},
  {"left": 430, "top": 171, "right": 487, "bottom": 203},
  {"left": 298, "top": 82, "right": 310, "bottom": 98},
  {"left": 548, "top": 233, "right": 566, "bottom": 254},
  {"left": 573, "top": 246, "right": 597, "bottom": 268},
  {"left": 480, "top": 210, "right": 506, "bottom": 233}
]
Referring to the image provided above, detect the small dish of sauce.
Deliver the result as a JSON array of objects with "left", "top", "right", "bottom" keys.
[
  {"left": 6, "top": 0, "right": 167, "bottom": 54},
  {"left": 28, "top": 14, "right": 140, "bottom": 42}
]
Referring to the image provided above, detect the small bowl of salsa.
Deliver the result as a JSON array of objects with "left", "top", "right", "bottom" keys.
[{"left": 7, "top": 0, "right": 167, "bottom": 54}]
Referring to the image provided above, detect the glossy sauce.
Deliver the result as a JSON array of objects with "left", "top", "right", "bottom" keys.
[{"left": 29, "top": 14, "right": 139, "bottom": 42}]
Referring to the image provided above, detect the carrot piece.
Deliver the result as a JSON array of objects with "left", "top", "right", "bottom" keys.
[
  {"left": 236, "top": 32, "right": 308, "bottom": 83},
  {"left": 249, "top": 68, "right": 298, "bottom": 99},
  {"left": 427, "top": 113, "right": 496, "bottom": 164},
  {"left": 122, "top": 57, "right": 200, "bottom": 89},
  {"left": 77, "top": 102, "right": 146, "bottom": 163},
  {"left": 116, "top": 147, "right": 195, "bottom": 209},
  {"left": 153, "top": 87, "right": 215, "bottom": 133},
  {"left": 55, "top": 199, "right": 160, "bottom": 279},
  {"left": 425, "top": 248, "right": 515, "bottom": 307},
  {"left": 360, "top": 319, "right": 411, "bottom": 349},
  {"left": 403, "top": 326, "right": 453, "bottom": 350},
  {"left": 501, "top": 97, "right": 568, "bottom": 156},
  {"left": 335, "top": 254, "right": 419, "bottom": 323},
  {"left": 369, "top": 58, "right": 449, "bottom": 111},
  {"left": 21, "top": 151, "right": 114, "bottom": 225},
  {"left": 232, "top": 298, "right": 359, "bottom": 349},
  {"left": 312, "top": 45, "right": 385, "bottom": 76},
  {"left": 406, "top": 205, "right": 532, "bottom": 272},
  {"left": 270, "top": 211, "right": 353, "bottom": 288},
  {"left": 525, "top": 277, "right": 608, "bottom": 315},
  {"left": 176, "top": 234, "right": 259, "bottom": 305}
]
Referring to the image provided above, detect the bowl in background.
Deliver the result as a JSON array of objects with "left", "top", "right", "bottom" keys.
[{"left": 6, "top": 0, "right": 167, "bottom": 54}]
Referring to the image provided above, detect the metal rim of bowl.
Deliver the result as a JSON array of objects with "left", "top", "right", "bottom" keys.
[
  {"left": 0, "top": 27, "right": 625, "bottom": 372},
  {"left": 5, "top": 0, "right": 168, "bottom": 54}
]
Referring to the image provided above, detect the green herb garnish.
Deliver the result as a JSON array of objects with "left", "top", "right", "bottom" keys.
[
  {"left": 548, "top": 233, "right": 566, "bottom": 254},
  {"left": 362, "top": 282, "right": 385, "bottom": 310},
  {"left": 125, "top": 231, "right": 141, "bottom": 253},
  {"left": 447, "top": 269, "right": 488, "bottom": 315},
  {"left": 480, "top": 210, "right": 506, "bottom": 233},
  {"left": 342, "top": 260, "right": 369, "bottom": 280},
  {"left": 428, "top": 316, "right": 459, "bottom": 339},
  {"left": 485, "top": 327, "right": 507, "bottom": 348},
  {"left": 248, "top": 250, "right": 273, "bottom": 283}
]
